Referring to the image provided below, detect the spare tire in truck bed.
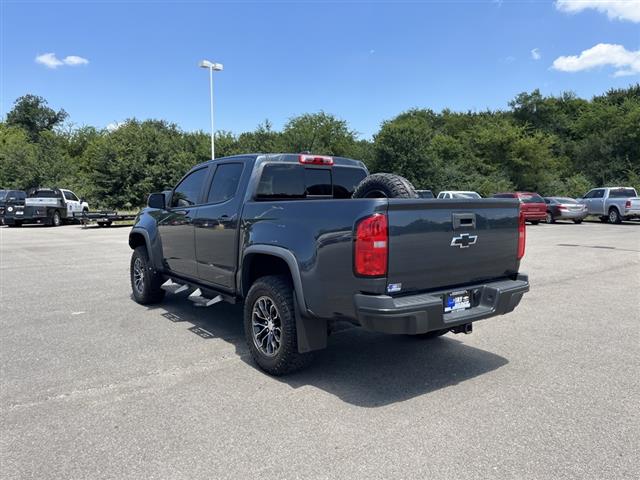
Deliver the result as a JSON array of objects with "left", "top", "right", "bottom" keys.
[{"left": 352, "top": 173, "right": 418, "bottom": 199}]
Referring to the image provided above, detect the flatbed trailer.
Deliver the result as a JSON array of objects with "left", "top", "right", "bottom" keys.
[{"left": 74, "top": 211, "right": 137, "bottom": 227}]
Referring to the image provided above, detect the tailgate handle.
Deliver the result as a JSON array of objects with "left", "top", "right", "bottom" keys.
[{"left": 452, "top": 213, "right": 476, "bottom": 230}]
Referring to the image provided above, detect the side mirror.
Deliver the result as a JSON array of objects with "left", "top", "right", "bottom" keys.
[{"left": 147, "top": 192, "right": 166, "bottom": 209}]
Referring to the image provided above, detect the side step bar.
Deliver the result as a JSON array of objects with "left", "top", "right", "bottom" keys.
[
  {"left": 161, "top": 279, "right": 232, "bottom": 307},
  {"left": 188, "top": 289, "right": 223, "bottom": 307},
  {"left": 161, "top": 279, "right": 190, "bottom": 294}
]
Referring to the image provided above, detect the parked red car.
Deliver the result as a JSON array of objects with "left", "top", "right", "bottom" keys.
[{"left": 492, "top": 192, "right": 547, "bottom": 224}]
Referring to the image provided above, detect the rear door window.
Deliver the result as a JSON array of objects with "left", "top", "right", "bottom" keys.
[{"left": 207, "top": 163, "right": 244, "bottom": 203}]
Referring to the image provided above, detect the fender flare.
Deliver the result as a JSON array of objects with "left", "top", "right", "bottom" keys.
[
  {"left": 240, "top": 245, "right": 327, "bottom": 353},
  {"left": 129, "top": 227, "right": 162, "bottom": 271},
  {"left": 240, "top": 245, "right": 307, "bottom": 313}
]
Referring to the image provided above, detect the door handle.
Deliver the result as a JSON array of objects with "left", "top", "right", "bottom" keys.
[{"left": 218, "top": 214, "right": 235, "bottom": 224}]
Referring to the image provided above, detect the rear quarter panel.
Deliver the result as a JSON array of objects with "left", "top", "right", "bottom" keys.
[{"left": 240, "top": 198, "right": 388, "bottom": 319}]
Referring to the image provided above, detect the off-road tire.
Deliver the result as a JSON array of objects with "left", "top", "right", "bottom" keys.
[
  {"left": 130, "top": 246, "right": 165, "bottom": 304},
  {"left": 244, "top": 275, "right": 314, "bottom": 375},
  {"left": 352, "top": 173, "right": 418, "bottom": 199},
  {"left": 608, "top": 208, "right": 622, "bottom": 224}
]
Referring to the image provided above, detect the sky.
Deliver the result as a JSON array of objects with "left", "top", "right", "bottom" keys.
[{"left": 2, "top": 0, "right": 639, "bottom": 138}]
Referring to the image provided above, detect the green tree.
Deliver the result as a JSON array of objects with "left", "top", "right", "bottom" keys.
[{"left": 6, "top": 95, "right": 68, "bottom": 140}]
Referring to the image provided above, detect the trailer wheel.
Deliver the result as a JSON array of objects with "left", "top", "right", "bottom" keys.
[
  {"left": 244, "top": 275, "right": 315, "bottom": 375},
  {"left": 352, "top": 173, "right": 418, "bottom": 199},
  {"left": 130, "top": 246, "right": 165, "bottom": 304},
  {"left": 51, "top": 210, "right": 62, "bottom": 227}
]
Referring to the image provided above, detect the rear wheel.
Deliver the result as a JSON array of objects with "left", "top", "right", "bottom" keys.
[
  {"left": 608, "top": 208, "right": 622, "bottom": 224},
  {"left": 130, "top": 246, "right": 165, "bottom": 304},
  {"left": 573, "top": 219, "right": 583, "bottom": 224},
  {"left": 352, "top": 173, "right": 417, "bottom": 199},
  {"left": 51, "top": 210, "right": 62, "bottom": 227},
  {"left": 244, "top": 275, "right": 314, "bottom": 375},
  {"left": 546, "top": 212, "right": 555, "bottom": 224}
]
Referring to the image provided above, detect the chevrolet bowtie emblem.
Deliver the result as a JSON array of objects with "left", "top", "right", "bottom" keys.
[{"left": 450, "top": 233, "right": 478, "bottom": 248}]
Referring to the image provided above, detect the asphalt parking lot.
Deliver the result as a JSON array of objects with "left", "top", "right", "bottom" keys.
[{"left": 1, "top": 220, "right": 639, "bottom": 479}]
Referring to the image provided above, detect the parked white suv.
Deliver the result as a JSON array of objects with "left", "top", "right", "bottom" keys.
[{"left": 437, "top": 191, "right": 482, "bottom": 199}]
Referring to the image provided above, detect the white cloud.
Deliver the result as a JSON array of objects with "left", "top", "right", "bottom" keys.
[
  {"left": 63, "top": 55, "right": 89, "bottom": 66},
  {"left": 552, "top": 43, "right": 640, "bottom": 77},
  {"left": 555, "top": 0, "right": 640, "bottom": 22},
  {"left": 35, "top": 53, "right": 64, "bottom": 69},
  {"left": 531, "top": 48, "right": 541, "bottom": 60},
  {"left": 106, "top": 121, "right": 124, "bottom": 132},
  {"left": 35, "top": 52, "right": 89, "bottom": 68}
]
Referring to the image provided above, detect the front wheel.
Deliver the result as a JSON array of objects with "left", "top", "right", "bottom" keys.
[
  {"left": 130, "top": 246, "right": 165, "bottom": 304},
  {"left": 244, "top": 275, "right": 314, "bottom": 375}
]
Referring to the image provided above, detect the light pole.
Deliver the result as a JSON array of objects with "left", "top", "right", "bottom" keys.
[{"left": 199, "top": 60, "right": 223, "bottom": 159}]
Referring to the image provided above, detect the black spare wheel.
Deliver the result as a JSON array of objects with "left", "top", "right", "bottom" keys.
[{"left": 352, "top": 173, "right": 418, "bottom": 199}]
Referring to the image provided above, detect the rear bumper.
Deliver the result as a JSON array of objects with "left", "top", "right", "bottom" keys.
[
  {"left": 556, "top": 210, "right": 588, "bottom": 220},
  {"left": 623, "top": 208, "right": 640, "bottom": 218},
  {"left": 354, "top": 275, "right": 529, "bottom": 335},
  {"left": 524, "top": 212, "right": 546, "bottom": 221}
]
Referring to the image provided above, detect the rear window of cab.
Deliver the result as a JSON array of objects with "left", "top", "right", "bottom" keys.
[
  {"left": 518, "top": 194, "right": 544, "bottom": 203},
  {"left": 256, "top": 164, "right": 367, "bottom": 200}
]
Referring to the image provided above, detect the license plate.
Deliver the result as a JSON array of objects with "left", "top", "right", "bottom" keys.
[{"left": 444, "top": 290, "right": 471, "bottom": 313}]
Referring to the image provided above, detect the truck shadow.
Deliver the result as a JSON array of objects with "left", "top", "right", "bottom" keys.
[{"left": 147, "top": 296, "right": 509, "bottom": 408}]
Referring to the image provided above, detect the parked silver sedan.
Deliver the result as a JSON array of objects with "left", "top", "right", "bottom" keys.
[{"left": 544, "top": 197, "right": 588, "bottom": 224}]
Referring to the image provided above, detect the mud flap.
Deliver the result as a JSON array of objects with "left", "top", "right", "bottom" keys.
[{"left": 294, "top": 292, "right": 327, "bottom": 353}]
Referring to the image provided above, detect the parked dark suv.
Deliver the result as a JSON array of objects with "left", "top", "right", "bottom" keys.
[{"left": 0, "top": 190, "right": 26, "bottom": 225}]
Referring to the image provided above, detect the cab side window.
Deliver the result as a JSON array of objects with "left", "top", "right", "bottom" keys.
[
  {"left": 593, "top": 189, "right": 605, "bottom": 198},
  {"left": 171, "top": 168, "right": 208, "bottom": 207},
  {"left": 64, "top": 191, "right": 79, "bottom": 201},
  {"left": 207, "top": 163, "right": 244, "bottom": 203}
]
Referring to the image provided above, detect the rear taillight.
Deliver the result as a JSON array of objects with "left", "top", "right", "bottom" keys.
[
  {"left": 517, "top": 210, "right": 526, "bottom": 260},
  {"left": 558, "top": 205, "right": 567, "bottom": 210},
  {"left": 626, "top": 200, "right": 631, "bottom": 208},
  {"left": 354, "top": 213, "right": 388, "bottom": 276},
  {"left": 299, "top": 154, "right": 334, "bottom": 166}
]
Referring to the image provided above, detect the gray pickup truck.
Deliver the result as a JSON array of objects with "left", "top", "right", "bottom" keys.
[
  {"left": 129, "top": 154, "right": 529, "bottom": 375},
  {"left": 579, "top": 187, "right": 640, "bottom": 224}
]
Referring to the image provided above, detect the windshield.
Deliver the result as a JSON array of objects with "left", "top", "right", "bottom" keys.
[
  {"left": 519, "top": 194, "right": 544, "bottom": 203},
  {"left": 608, "top": 188, "right": 637, "bottom": 198},
  {"left": 452, "top": 192, "right": 481, "bottom": 199}
]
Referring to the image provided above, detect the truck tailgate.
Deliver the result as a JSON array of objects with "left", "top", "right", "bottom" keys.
[{"left": 386, "top": 199, "right": 520, "bottom": 294}]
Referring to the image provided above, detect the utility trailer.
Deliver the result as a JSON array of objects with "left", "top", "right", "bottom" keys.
[{"left": 74, "top": 210, "right": 137, "bottom": 227}]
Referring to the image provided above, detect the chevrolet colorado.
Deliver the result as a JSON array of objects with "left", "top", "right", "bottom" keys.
[{"left": 129, "top": 154, "right": 529, "bottom": 375}]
